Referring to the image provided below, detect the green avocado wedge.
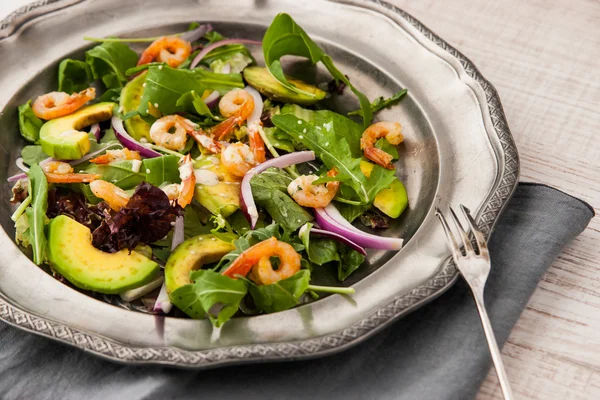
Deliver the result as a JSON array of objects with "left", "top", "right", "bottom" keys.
[
  {"left": 47, "top": 215, "right": 160, "bottom": 294},
  {"left": 120, "top": 73, "right": 152, "bottom": 141},
  {"left": 360, "top": 160, "right": 408, "bottom": 218},
  {"left": 164, "top": 234, "right": 235, "bottom": 294},
  {"left": 193, "top": 155, "right": 241, "bottom": 217},
  {"left": 243, "top": 66, "right": 326, "bottom": 105},
  {"left": 39, "top": 102, "right": 115, "bottom": 160}
]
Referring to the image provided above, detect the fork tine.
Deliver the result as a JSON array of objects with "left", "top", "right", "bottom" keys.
[
  {"left": 449, "top": 207, "right": 475, "bottom": 255},
  {"left": 435, "top": 207, "right": 461, "bottom": 260},
  {"left": 460, "top": 205, "right": 488, "bottom": 256}
]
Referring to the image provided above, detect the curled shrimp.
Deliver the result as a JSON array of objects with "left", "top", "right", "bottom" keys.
[
  {"left": 149, "top": 115, "right": 196, "bottom": 151},
  {"left": 287, "top": 168, "right": 339, "bottom": 208},
  {"left": 221, "top": 142, "right": 257, "bottom": 178},
  {"left": 248, "top": 122, "right": 266, "bottom": 164},
  {"left": 212, "top": 89, "right": 255, "bottom": 140},
  {"left": 188, "top": 128, "right": 221, "bottom": 154},
  {"left": 222, "top": 237, "right": 301, "bottom": 285},
  {"left": 137, "top": 36, "right": 192, "bottom": 68},
  {"left": 89, "top": 149, "right": 141, "bottom": 164},
  {"left": 89, "top": 180, "right": 131, "bottom": 211},
  {"left": 32, "top": 88, "right": 96, "bottom": 120},
  {"left": 360, "top": 121, "right": 403, "bottom": 170},
  {"left": 177, "top": 154, "right": 195, "bottom": 208},
  {"left": 42, "top": 161, "right": 100, "bottom": 183}
]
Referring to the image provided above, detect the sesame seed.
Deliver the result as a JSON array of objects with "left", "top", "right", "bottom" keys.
[
  {"left": 190, "top": 250, "right": 197, "bottom": 255},
  {"left": 140, "top": 138, "right": 148, "bottom": 143},
  {"left": 211, "top": 238, "right": 216, "bottom": 241},
  {"left": 299, "top": 135, "right": 304, "bottom": 139},
  {"left": 198, "top": 237, "right": 204, "bottom": 240},
  {"left": 170, "top": 221, "right": 176, "bottom": 226},
  {"left": 158, "top": 65, "right": 163, "bottom": 70},
  {"left": 146, "top": 169, "right": 151, "bottom": 174},
  {"left": 303, "top": 128, "right": 307, "bottom": 133},
  {"left": 297, "top": 120, "right": 302, "bottom": 124},
  {"left": 142, "top": 83, "right": 146, "bottom": 87},
  {"left": 153, "top": 103, "right": 159, "bottom": 108},
  {"left": 146, "top": 109, "right": 149, "bottom": 113}
]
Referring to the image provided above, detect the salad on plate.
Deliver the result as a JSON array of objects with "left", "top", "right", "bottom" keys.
[{"left": 8, "top": 13, "right": 409, "bottom": 326}]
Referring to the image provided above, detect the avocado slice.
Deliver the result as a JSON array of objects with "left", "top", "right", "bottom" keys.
[
  {"left": 47, "top": 215, "right": 160, "bottom": 294},
  {"left": 39, "top": 102, "right": 115, "bottom": 160},
  {"left": 193, "top": 155, "right": 241, "bottom": 217},
  {"left": 360, "top": 160, "right": 408, "bottom": 218},
  {"left": 120, "top": 73, "right": 152, "bottom": 141},
  {"left": 243, "top": 66, "right": 326, "bottom": 105},
  {"left": 164, "top": 234, "right": 235, "bottom": 294}
]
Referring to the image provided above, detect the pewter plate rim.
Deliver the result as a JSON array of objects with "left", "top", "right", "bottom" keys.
[{"left": 0, "top": 0, "right": 519, "bottom": 367}]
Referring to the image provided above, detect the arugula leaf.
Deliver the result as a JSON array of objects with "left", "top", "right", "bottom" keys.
[
  {"left": 249, "top": 168, "right": 313, "bottom": 231},
  {"left": 339, "top": 247, "right": 365, "bottom": 281},
  {"left": 263, "top": 127, "right": 295, "bottom": 153},
  {"left": 348, "top": 89, "right": 408, "bottom": 117},
  {"left": 86, "top": 42, "right": 138, "bottom": 89},
  {"left": 141, "top": 155, "right": 180, "bottom": 186},
  {"left": 21, "top": 145, "right": 48, "bottom": 166},
  {"left": 246, "top": 270, "right": 310, "bottom": 313},
  {"left": 82, "top": 160, "right": 145, "bottom": 189},
  {"left": 25, "top": 165, "right": 48, "bottom": 265},
  {"left": 204, "top": 31, "right": 225, "bottom": 44},
  {"left": 375, "top": 138, "right": 399, "bottom": 160},
  {"left": 335, "top": 202, "right": 371, "bottom": 223},
  {"left": 170, "top": 269, "right": 248, "bottom": 326},
  {"left": 58, "top": 59, "right": 92, "bottom": 93},
  {"left": 175, "top": 91, "right": 218, "bottom": 119},
  {"left": 138, "top": 65, "right": 244, "bottom": 116},
  {"left": 99, "top": 88, "right": 121, "bottom": 103},
  {"left": 18, "top": 101, "right": 44, "bottom": 143},
  {"left": 183, "top": 206, "right": 212, "bottom": 239},
  {"left": 263, "top": 13, "right": 372, "bottom": 126}
]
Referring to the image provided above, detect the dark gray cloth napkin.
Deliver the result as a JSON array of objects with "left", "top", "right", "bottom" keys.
[{"left": 0, "top": 183, "right": 593, "bottom": 400}]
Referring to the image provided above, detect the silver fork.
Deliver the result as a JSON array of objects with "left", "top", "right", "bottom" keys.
[{"left": 436, "top": 205, "right": 515, "bottom": 400}]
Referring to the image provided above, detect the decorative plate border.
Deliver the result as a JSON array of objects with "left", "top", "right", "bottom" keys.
[{"left": 0, "top": 0, "right": 519, "bottom": 367}]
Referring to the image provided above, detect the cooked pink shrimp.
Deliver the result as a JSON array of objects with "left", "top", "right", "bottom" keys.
[
  {"left": 222, "top": 237, "right": 301, "bottom": 285},
  {"left": 89, "top": 149, "right": 141, "bottom": 164},
  {"left": 188, "top": 128, "right": 221, "bottom": 154},
  {"left": 287, "top": 168, "right": 339, "bottom": 208},
  {"left": 32, "top": 88, "right": 96, "bottom": 120},
  {"left": 137, "top": 36, "right": 192, "bottom": 68},
  {"left": 89, "top": 180, "right": 131, "bottom": 211},
  {"left": 149, "top": 115, "right": 196, "bottom": 151},
  {"left": 248, "top": 123, "right": 266, "bottom": 164},
  {"left": 212, "top": 89, "right": 255, "bottom": 140},
  {"left": 221, "top": 142, "right": 257, "bottom": 178},
  {"left": 177, "top": 154, "right": 195, "bottom": 208},
  {"left": 360, "top": 121, "right": 403, "bottom": 170},
  {"left": 42, "top": 161, "right": 101, "bottom": 184}
]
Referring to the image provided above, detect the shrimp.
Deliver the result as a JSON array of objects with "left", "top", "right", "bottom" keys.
[
  {"left": 137, "top": 36, "right": 192, "bottom": 68},
  {"left": 360, "top": 121, "right": 403, "bottom": 170},
  {"left": 212, "top": 89, "right": 255, "bottom": 140},
  {"left": 42, "top": 161, "right": 101, "bottom": 183},
  {"left": 149, "top": 115, "right": 196, "bottom": 151},
  {"left": 187, "top": 128, "right": 221, "bottom": 154},
  {"left": 248, "top": 122, "right": 266, "bottom": 164},
  {"left": 177, "top": 154, "right": 195, "bottom": 208},
  {"left": 287, "top": 168, "right": 340, "bottom": 208},
  {"left": 221, "top": 142, "right": 257, "bottom": 178},
  {"left": 89, "top": 149, "right": 141, "bottom": 164},
  {"left": 222, "top": 237, "right": 301, "bottom": 285},
  {"left": 32, "top": 88, "right": 96, "bottom": 120},
  {"left": 89, "top": 180, "right": 131, "bottom": 211}
]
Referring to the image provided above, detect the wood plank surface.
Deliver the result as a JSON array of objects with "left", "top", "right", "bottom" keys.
[{"left": 1, "top": 1, "right": 599, "bottom": 399}]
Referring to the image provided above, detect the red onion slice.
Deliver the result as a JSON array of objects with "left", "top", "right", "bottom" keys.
[
  {"left": 119, "top": 275, "right": 164, "bottom": 302},
  {"left": 171, "top": 216, "right": 185, "bottom": 250},
  {"left": 112, "top": 116, "right": 161, "bottom": 158},
  {"left": 15, "top": 158, "right": 29, "bottom": 173},
  {"left": 309, "top": 227, "right": 367, "bottom": 256},
  {"left": 153, "top": 283, "right": 173, "bottom": 314},
  {"left": 90, "top": 123, "right": 101, "bottom": 141},
  {"left": 241, "top": 151, "right": 315, "bottom": 228},
  {"left": 314, "top": 204, "right": 403, "bottom": 250},
  {"left": 190, "top": 39, "right": 262, "bottom": 69},
  {"left": 204, "top": 90, "right": 220, "bottom": 108},
  {"left": 179, "top": 23, "right": 213, "bottom": 43}
]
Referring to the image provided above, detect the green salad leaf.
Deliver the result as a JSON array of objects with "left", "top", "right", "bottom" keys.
[
  {"left": 169, "top": 269, "right": 248, "bottom": 326},
  {"left": 86, "top": 42, "right": 138, "bottom": 89},
  {"left": 58, "top": 59, "right": 92, "bottom": 93},
  {"left": 175, "top": 91, "right": 218, "bottom": 120},
  {"left": 141, "top": 155, "right": 180, "bottom": 186},
  {"left": 262, "top": 127, "right": 295, "bottom": 153},
  {"left": 21, "top": 145, "right": 47, "bottom": 166},
  {"left": 17, "top": 101, "right": 44, "bottom": 143},
  {"left": 334, "top": 202, "right": 371, "bottom": 223},
  {"left": 246, "top": 270, "right": 310, "bottom": 313},
  {"left": 338, "top": 247, "right": 365, "bottom": 281},
  {"left": 15, "top": 213, "right": 31, "bottom": 248},
  {"left": 183, "top": 206, "right": 212, "bottom": 239},
  {"left": 249, "top": 167, "right": 313, "bottom": 231},
  {"left": 137, "top": 65, "right": 244, "bottom": 116},
  {"left": 25, "top": 165, "right": 48, "bottom": 265},
  {"left": 263, "top": 13, "right": 372, "bottom": 127},
  {"left": 82, "top": 160, "right": 145, "bottom": 189},
  {"left": 348, "top": 89, "right": 408, "bottom": 117}
]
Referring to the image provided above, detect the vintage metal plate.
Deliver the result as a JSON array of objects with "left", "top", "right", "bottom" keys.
[{"left": 0, "top": 0, "right": 518, "bottom": 367}]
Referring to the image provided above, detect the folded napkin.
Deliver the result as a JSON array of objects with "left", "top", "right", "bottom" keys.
[{"left": 0, "top": 183, "right": 593, "bottom": 400}]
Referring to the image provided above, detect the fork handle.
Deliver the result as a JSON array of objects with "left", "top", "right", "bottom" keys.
[{"left": 472, "top": 289, "right": 515, "bottom": 400}]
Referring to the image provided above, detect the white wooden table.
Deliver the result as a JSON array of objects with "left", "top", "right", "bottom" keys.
[{"left": 2, "top": 1, "right": 599, "bottom": 398}]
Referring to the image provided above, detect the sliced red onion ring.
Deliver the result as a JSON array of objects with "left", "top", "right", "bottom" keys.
[
  {"left": 179, "top": 23, "right": 213, "bottom": 43},
  {"left": 171, "top": 216, "right": 185, "bottom": 250},
  {"left": 245, "top": 85, "right": 263, "bottom": 125},
  {"left": 152, "top": 215, "right": 184, "bottom": 314},
  {"left": 112, "top": 116, "right": 161, "bottom": 158},
  {"left": 90, "top": 123, "right": 101, "bottom": 141},
  {"left": 241, "top": 151, "right": 315, "bottom": 228},
  {"left": 15, "top": 158, "right": 29, "bottom": 173},
  {"left": 190, "top": 39, "right": 262, "bottom": 69},
  {"left": 314, "top": 204, "right": 403, "bottom": 250},
  {"left": 310, "top": 227, "right": 367, "bottom": 256},
  {"left": 119, "top": 275, "right": 164, "bottom": 302},
  {"left": 204, "top": 90, "right": 220, "bottom": 108},
  {"left": 220, "top": 63, "right": 232, "bottom": 74}
]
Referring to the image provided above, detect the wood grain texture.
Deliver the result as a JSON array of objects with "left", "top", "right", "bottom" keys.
[
  {"left": 0, "top": 1, "right": 598, "bottom": 398},
  {"left": 388, "top": 0, "right": 600, "bottom": 398}
]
